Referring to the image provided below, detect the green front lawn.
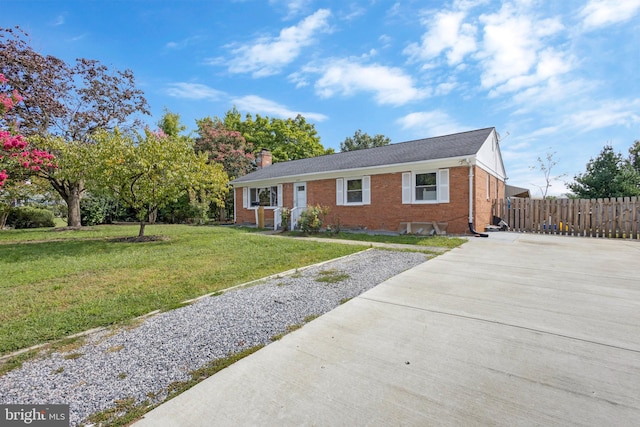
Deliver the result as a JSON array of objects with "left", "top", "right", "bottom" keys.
[
  {"left": 288, "top": 230, "right": 467, "bottom": 249},
  {"left": 0, "top": 224, "right": 366, "bottom": 355}
]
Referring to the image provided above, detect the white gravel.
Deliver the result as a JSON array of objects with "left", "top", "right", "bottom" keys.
[{"left": 0, "top": 249, "right": 428, "bottom": 426}]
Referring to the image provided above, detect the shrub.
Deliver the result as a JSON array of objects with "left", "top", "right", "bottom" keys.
[
  {"left": 7, "top": 206, "right": 55, "bottom": 228},
  {"left": 80, "top": 193, "right": 118, "bottom": 226},
  {"left": 280, "top": 207, "right": 290, "bottom": 231},
  {"left": 326, "top": 214, "right": 342, "bottom": 235},
  {"left": 298, "top": 205, "right": 329, "bottom": 234}
]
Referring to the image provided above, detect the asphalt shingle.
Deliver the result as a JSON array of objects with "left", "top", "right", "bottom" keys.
[{"left": 231, "top": 127, "right": 494, "bottom": 184}]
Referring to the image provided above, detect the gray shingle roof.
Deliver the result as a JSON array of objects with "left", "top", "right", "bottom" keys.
[{"left": 231, "top": 127, "right": 494, "bottom": 184}]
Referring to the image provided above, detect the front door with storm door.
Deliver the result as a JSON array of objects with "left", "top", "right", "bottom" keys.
[{"left": 292, "top": 182, "right": 307, "bottom": 229}]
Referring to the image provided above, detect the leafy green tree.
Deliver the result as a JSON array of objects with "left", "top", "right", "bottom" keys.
[
  {"left": 567, "top": 145, "right": 640, "bottom": 198},
  {"left": 0, "top": 27, "right": 149, "bottom": 227},
  {"left": 340, "top": 129, "right": 391, "bottom": 152},
  {"left": 629, "top": 140, "right": 640, "bottom": 173},
  {"left": 157, "top": 109, "right": 188, "bottom": 139},
  {"left": 89, "top": 130, "right": 228, "bottom": 237},
  {"left": 220, "top": 107, "right": 331, "bottom": 162}
]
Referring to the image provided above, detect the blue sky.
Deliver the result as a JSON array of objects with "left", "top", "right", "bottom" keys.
[{"left": 3, "top": 0, "right": 639, "bottom": 196}]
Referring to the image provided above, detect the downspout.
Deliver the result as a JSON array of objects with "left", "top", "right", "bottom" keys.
[
  {"left": 468, "top": 161, "right": 489, "bottom": 237},
  {"left": 233, "top": 186, "right": 237, "bottom": 224}
]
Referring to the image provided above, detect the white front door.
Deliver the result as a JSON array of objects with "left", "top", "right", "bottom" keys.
[{"left": 294, "top": 182, "right": 307, "bottom": 208}]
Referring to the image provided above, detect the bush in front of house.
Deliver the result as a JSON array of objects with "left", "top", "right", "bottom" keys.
[
  {"left": 298, "top": 205, "right": 329, "bottom": 234},
  {"left": 280, "top": 207, "right": 291, "bottom": 231},
  {"left": 7, "top": 206, "right": 55, "bottom": 228}
]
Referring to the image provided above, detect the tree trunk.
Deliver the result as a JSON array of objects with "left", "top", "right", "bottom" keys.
[
  {"left": 0, "top": 205, "right": 9, "bottom": 229},
  {"left": 138, "top": 221, "right": 146, "bottom": 237},
  {"left": 48, "top": 178, "right": 85, "bottom": 227},
  {"left": 148, "top": 208, "right": 157, "bottom": 224},
  {"left": 67, "top": 190, "right": 82, "bottom": 227}
]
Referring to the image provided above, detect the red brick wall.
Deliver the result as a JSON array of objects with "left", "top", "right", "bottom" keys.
[
  {"left": 234, "top": 166, "right": 505, "bottom": 235},
  {"left": 474, "top": 167, "right": 505, "bottom": 229}
]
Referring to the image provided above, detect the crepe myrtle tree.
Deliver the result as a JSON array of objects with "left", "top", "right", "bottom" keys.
[
  {"left": 0, "top": 26, "right": 150, "bottom": 227},
  {"left": 89, "top": 129, "right": 228, "bottom": 238},
  {"left": 1, "top": 73, "right": 57, "bottom": 227},
  {"left": 194, "top": 117, "right": 255, "bottom": 221}
]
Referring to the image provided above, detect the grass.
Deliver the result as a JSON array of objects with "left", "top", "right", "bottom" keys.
[
  {"left": 85, "top": 345, "right": 265, "bottom": 427},
  {"left": 286, "top": 230, "right": 466, "bottom": 249},
  {"left": 315, "top": 269, "right": 350, "bottom": 284},
  {"left": 0, "top": 224, "right": 367, "bottom": 356}
]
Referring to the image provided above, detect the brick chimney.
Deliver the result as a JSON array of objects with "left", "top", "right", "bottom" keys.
[{"left": 256, "top": 148, "right": 272, "bottom": 169}]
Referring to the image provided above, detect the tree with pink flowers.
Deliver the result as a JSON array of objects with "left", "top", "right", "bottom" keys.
[
  {"left": 0, "top": 73, "right": 56, "bottom": 227},
  {"left": 1, "top": 27, "right": 149, "bottom": 227}
]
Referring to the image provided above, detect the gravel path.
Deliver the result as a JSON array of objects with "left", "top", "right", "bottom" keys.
[{"left": 0, "top": 249, "right": 428, "bottom": 426}]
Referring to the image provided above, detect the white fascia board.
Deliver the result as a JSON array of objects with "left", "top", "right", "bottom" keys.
[
  {"left": 230, "top": 156, "right": 475, "bottom": 188},
  {"left": 475, "top": 129, "right": 507, "bottom": 180}
]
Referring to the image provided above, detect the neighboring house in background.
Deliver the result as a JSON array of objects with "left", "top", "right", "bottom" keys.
[
  {"left": 230, "top": 127, "right": 507, "bottom": 235},
  {"left": 506, "top": 185, "right": 531, "bottom": 198}
]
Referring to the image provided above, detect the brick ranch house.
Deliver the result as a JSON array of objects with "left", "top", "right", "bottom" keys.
[{"left": 230, "top": 127, "right": 507, "bottom": 235}]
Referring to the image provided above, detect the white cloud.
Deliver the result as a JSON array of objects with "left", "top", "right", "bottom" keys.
[
  {"left": 287, "top": 71, "right": 309, "bottom": 88},
  {"left": 221, "top": 9, "right": 331, "bottom": 77},
  {"left": 339, "top": 4, "right": 366, "bottom": 21},
  {"left": 564, "top": 99, "right": 640, "bottom": 132},
  {"left": 510, "top": 76, "right": 594, "bottom": 114},
  {"left": 395, "top": 110, "right": 466, "bottom": 137},
  {"left": 378, "top": 34, "right": 392, "bottom": 49},
  {"left": 232, "top": 95, "right": 328, "bottom": 122},
  {"left": 165, "top": 36, "right": 202, "bottom": 50},
  {"left": 165, "top": 83, "right": 226, "bottom": 100},
  {"left": 269, "top": 0, "right": 313, "bottom": 19},
  {"left": 310, "top": 58, "right": 428, "bottom": 106},
  {"left": 52, "top": 15, "right": 65, "bottom": 26},
  {"left": 404, "top": 10, "right": 477, "bottom": 66},
  {"left": 477, "top": 3, "right": 571, "bottom": 96},
  {"left": 580, "top": 0, "right": 640, "bottom": 30},
  {"left": 435, "top": 80, "right": 458, "bottom": 96}
]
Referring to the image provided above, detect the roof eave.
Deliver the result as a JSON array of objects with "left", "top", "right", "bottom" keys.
[{"left": 230, "top": 154, "right": 477, "bottom": 187}]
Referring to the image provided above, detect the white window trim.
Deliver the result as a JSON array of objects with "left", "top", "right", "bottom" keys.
[
  {"left": 246, "top": 185, "right": 281, "bottom": 210},
  {"left": 402, "top": 169, "right": 449, "bottom": 204},
  {"left": 336, "top": 176, "right": 370, "bottom": 206}
]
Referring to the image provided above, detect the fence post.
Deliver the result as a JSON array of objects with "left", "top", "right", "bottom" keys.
[{"left": 633, "top": 196, "right": 639, "bottom": 239}]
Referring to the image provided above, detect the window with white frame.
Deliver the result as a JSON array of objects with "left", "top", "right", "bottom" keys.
[
  {"left": 402, "top": 170, "right": 449, "bottom": 204},
  {"left": 346, "top": 179, "right": 363, "bottom": 203},
  {"left": 415, "top": 172, "right": 437, "bottom": 201},
  {"left": 245, "top": 186, "right": 280, "bottom": 207},
  {"left": 336, "top": 176, "right": 370, "bottom": 205}
]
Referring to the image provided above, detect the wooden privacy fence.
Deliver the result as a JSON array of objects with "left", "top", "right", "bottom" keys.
[{"left": 493, "top": 197, "right": 640, "bottom": 239}]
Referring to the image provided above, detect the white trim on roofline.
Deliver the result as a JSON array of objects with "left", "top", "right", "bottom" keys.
[{"left": 475, "top": 129, "right": 507, "bottom": 181}]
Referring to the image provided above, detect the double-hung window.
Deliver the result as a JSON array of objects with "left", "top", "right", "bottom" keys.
[
  {"left": 402, "top": 170, "right": 449, "bottom": 204},
  {"left": 243, "top": 185, "right": 283, "bottom": 208},
  {"left": 415, "top": 172, "right": 437, "bottom": 201},
  {"left": 346, "top": 179, "right": 363, "bottom": 203},
  {"left": 336, "top": 176, "right": 370, "bottom": 205}
]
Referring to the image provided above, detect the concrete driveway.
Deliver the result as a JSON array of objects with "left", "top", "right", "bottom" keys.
[{"left": 135, "top": 233, "right": 640, "bottom": 426}]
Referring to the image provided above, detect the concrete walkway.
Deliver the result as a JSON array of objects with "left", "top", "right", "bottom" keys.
[{"left": 134, "top": 233, "right": 640, "bottom": 426}]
